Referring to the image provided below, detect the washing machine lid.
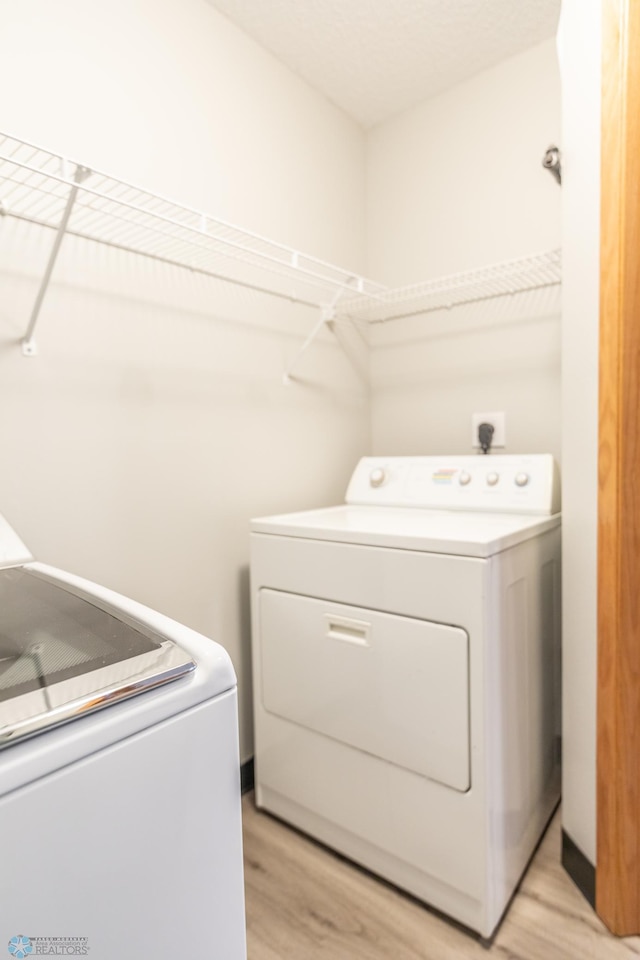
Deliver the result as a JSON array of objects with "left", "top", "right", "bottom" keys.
[
  {"left": 0, "top": 565, "right": 196, "bottom": 749},
  {"left": 251, "top": 504, "right": 560, "bottom": 557}
]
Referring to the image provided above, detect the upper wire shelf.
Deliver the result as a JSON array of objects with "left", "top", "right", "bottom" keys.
[
  {"left": 0, "top": 130, "right": 562, "bottom": 366},
  {"left": 0, "top": 132, "right": 386, "bottom": 312},
  {"left": 336, "top": 249, "right": 562, "bottom": 324}
]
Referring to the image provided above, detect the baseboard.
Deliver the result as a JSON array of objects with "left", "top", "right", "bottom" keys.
[
  {"left": 240, "top": 758, "right": 255, "bottom": 795},
  {"left": 562, "top": 829, "right": 596, "bottom": 908}
]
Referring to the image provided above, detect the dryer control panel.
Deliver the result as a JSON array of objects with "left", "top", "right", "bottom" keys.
[{"left": 346, "top": 454, "right": 560, "bottom": 515}]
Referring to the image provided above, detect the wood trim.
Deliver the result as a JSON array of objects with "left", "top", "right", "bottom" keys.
[{"left": 597, "top": 0, "right": 640, "bottom": 935}]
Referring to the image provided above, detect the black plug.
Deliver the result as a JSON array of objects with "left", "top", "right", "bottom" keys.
[{"left": 478, "top": 422, "right": 494, "bottom": 455}]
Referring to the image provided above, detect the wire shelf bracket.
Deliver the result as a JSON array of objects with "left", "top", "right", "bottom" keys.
[
  {"left": 282, "top": 279, "right": 363, "bottom": 385},
  {"left": 20, "top": 162, "right": 91, "bottom": 357}
]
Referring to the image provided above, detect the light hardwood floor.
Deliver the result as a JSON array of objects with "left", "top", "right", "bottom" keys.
[{"left": 243, "top": 796, "right": 640, "bottom": 959}]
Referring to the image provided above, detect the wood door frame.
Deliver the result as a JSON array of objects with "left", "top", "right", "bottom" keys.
[{"left": 597, "top": 0, "right": 640, "bottom": 936}]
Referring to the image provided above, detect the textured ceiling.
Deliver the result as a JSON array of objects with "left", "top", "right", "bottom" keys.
[{"left": 204, "top": 0, "right": 560, "bottom": 128}]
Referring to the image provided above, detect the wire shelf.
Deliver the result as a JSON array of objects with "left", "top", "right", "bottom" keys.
[
  {"left": 0, "top": 132, "right": 386, "bottom": 311},
  {"left": 336, "top": 249, "right": 562, "bottom": 324},
  {"left": 0, "top": 130, "right": 562, "bottom": 367}
]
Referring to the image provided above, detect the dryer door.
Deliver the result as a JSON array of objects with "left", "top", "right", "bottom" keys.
[{"left": 259, "top": 589, "right": 470, "bottom": 792}]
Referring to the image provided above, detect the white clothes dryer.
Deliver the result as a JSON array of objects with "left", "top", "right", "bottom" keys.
[
  {"left": 250, "top": 454, "right": 561, "bottom": 939},
  {"left": 0, "top": 514, "right": 246, "bottom": 960}
]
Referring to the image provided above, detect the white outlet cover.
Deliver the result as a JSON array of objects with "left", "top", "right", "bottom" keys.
[{"left": 471, "top": 411, "right": 506, "bottom": 448}]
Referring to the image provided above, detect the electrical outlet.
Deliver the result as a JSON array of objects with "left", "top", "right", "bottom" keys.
[{"left": 471, "top": 412, "right": 506, "bottom": 449}]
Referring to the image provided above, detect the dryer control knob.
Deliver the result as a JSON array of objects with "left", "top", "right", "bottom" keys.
[
  {"left": 487, "top": 472, "right": 499, "bottom": 486},
  {"left": 515, "top": 472, "right": 530, "bottom": 487},
  {"left": 459, "top": 471, "right": 472, "bottom": 486},
  {"left": 369, "top": 467, "right": 387, "bottom": 488}
]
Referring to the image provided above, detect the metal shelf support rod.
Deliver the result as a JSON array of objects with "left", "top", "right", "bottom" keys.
[
  {"left": 282, "top": 283, "right": 354, "bottom": 385},
  {"left": 21, "top": 163, "right": 91, "bottom": 357}
]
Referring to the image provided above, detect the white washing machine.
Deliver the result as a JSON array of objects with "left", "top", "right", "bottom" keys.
[
  {"left": 250, "top": 454, "right": 561, "bottom": 939},
  {"left": 0, "top": 514, "right": 246, "bottom": 960}
]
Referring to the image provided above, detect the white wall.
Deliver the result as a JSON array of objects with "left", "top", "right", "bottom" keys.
[
  {"left": 366, "top": 39, "right": 562, "bottom": 460},
  {"left": 557, "top": 0, "right": 601, "bottom": 866},
  {"left": 0, "top": 0, "right": 369, "bottom": 762},
  {"left": 0, "top": 6, "right": 591, "bottom": 844}
]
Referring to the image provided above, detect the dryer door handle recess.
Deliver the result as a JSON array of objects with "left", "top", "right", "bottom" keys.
[{"left": 324, "top": 614, "right": 371, "bottom": 647}]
